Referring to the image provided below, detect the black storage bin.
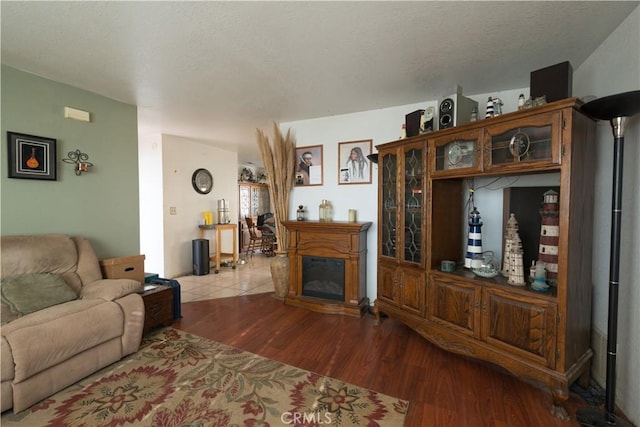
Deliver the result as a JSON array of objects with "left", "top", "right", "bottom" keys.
[{"left": 192, "top": 239, "right": 210, "bottom": 276}]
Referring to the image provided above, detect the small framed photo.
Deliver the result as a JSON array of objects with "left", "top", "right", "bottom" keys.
[
  {"left": 7, "top": 132, "right": 57, "bottom": 180},
  {"left": 295, "top": 145, "right": 323, "bottom": 186},
  {"left": 338, "top": 139, "right": 372, "bottom": 184}
]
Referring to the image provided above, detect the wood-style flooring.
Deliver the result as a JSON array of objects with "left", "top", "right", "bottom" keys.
[{"left": 173, "top": 292, "right": 595, "bottom": 427}]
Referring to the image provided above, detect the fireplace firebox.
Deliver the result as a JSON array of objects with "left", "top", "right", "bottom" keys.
[
  {"left": 283, "top": 220, "right": 372, "bottom": 317},
  {"left": 302, "top": 256, "right": 345, "bottom": 302}
]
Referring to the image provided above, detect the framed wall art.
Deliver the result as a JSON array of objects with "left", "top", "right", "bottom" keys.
[
  {"left": 7, "top": 132, "right": 57, "bottom": 180},
  {"left": 295, "top": 145, "right": 323, "bottom": 186},
  {"left": 338, "top": 139, "right": 372, "bottom": 184}
]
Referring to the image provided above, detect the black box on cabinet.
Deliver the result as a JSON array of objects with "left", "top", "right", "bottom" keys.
[
  {"left": 405, "top": 109, "right": 425, "bottom": 137},
  {"left": 530, "top": 61, "right": 572, "bottom": 103}
]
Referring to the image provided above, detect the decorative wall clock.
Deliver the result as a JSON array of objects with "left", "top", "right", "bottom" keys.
[{"left": 192, "top": 168, "right": 213, "bottom": 194}]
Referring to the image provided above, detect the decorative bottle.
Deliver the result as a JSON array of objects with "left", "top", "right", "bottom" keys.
[{"left": 319, "top": 199, "right": 333, "bottom": 222}]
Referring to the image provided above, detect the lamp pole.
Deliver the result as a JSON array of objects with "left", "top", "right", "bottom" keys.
[{"left": 577, "top": 90, "right": 640, "bottom": 427}]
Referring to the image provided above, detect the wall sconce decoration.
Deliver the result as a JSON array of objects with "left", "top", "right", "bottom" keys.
[{"left": 63, "top": 149, "right": 93, "bottom": 175}]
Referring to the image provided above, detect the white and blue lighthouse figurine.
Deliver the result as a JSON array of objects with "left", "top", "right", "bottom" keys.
[{"left": 465, "top": 207, "right": 483, "bottom": 269}]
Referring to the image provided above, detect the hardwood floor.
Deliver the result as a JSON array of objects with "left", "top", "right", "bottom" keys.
[{"left": 173, "top": 292, "right": 593, "bottom": 426}]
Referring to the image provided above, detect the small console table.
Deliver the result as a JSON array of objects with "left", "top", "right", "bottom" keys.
[
  {"left": 282, "top": 220, "right": 372, "bottom": 317},
  {"left": 198, "top": 223, "right": 238, "bottom": 273}
]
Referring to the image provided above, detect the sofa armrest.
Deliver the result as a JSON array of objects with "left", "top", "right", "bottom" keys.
[{"left": 81, "top": 279, "right": 142, "bottom": 301}]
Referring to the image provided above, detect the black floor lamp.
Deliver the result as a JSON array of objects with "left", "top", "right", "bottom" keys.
[{"left": 577, "top": 90, "right": 640, "bottom": 427}]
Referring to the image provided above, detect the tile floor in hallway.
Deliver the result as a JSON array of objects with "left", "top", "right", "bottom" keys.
[{"left": 174, "top": 253, "right": 274, "bottom": 302}]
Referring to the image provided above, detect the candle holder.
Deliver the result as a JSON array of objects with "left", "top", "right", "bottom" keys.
[{"left": 62, "top": 149, "right": 93, "bottom": 175}]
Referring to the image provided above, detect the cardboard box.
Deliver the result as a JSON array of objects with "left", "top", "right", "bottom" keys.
[{"left": 100, "top": 254, "right": 145, "bottom": 283}]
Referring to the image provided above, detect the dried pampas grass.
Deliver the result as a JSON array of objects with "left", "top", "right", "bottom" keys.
[{"left": 256, "top": 122, "right": 296, "bottom": 252}]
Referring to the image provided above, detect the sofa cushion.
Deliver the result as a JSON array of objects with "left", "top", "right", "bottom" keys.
[
  {"left": 1, "top": 273, "right": 78, "bottom": 316},
  {"left": 1, "top": 300, "right": 20, "bottom": 325},
  {"left": 0, "top": 234, "right": 78, "bottom": 278},
  {"left": 81, "top": 278, "right": 142, "bottom": 301},
  {"left": 2, "top": 299, "right": 124, "bottom": 383}
]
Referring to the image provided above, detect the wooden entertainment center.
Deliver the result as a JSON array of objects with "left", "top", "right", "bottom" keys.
[{"left": 373, "top": 98, "right": 596, "bottom": 419}]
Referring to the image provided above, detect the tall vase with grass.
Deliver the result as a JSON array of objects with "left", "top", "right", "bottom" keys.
[{"left": 256, "top": 123, "right": 296, "bottom": 299}]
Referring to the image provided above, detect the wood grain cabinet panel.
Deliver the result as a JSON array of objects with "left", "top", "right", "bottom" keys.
[
  {"left": 482, "top": 288, "right": 557, "bottom": 367},
  {"left": 428, "top": 274, "right": 480, "bottom": 337}
]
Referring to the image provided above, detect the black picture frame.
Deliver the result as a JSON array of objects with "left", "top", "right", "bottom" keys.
[{"left": 7, "top": 132, "right": 57, "bottom": 180}]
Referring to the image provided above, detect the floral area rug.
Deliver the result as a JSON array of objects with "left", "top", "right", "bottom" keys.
[{"left": 2, "top": 328, "right": 408, "bottom": 426}]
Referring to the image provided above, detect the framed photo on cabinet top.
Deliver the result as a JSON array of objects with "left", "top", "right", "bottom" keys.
[
  {"left": 338, "top": 139, "right": 372, "bottom": 185},
  {"left": 295, "top": 145, "right": 323, "bottom": 186}
]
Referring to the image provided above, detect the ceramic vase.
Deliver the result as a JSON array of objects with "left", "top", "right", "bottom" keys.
[{"left": 270, "top": 252, "right": 289, "bottom": 299}]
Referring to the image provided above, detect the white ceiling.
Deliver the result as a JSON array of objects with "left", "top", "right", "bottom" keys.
[{"left": 1, "top": 1, "right": 637, "bottom": 166}]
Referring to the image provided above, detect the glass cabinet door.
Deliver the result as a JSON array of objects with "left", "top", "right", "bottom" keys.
[
  {"left": 403, "top": 147, "right": 423, "bottom": 264},
  {"left": 239, "top": 185, "right": 250, "bottom": 219},
  {"left": 432, "top": 129, "right": 482, "bottom": 175},
  {"left": 380, "top": 152, "right": 397, "bottom": 258},
  {"left": 485, "top": 111, "right": 561, "bottom": 169}
]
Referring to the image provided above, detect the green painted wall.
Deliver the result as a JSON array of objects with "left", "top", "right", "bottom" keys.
[{"left": 1, "top": 65, "right": 140, "bottom": 258}]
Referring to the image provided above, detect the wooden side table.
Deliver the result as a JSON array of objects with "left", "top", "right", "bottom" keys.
[
  {"left": 141, "top": 285, "right": 174, "bottom": 334},
  {"left": 198, "top": 223, "right": 238, "bottom": 273}
]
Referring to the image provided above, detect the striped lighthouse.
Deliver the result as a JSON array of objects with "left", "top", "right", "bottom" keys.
[
  {"left": 465, "top": 207, "right": 483, "bottom": 269},
  {"left": 538, "top": 189, "right": 560, "bottom": 285}
]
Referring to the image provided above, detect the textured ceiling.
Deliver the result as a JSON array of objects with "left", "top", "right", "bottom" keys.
[{"left": 1, "top": 1, "right": 637, "bottom": 165}]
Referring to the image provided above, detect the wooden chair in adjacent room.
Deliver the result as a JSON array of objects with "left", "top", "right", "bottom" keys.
[{"left": 244, "top": 217, "right": 263, "bottom": 257}]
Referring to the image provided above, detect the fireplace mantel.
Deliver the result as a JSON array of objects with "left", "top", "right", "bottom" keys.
[{"left": 282, "top": 221, "right": 372, "bottom": 317}]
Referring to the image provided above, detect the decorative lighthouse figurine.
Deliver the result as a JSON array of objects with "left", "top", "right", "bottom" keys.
[
  {"left": 507, "top": 232, "right": 526, "bottom": 286},
  {"left": 465, "top": 207, "right": 484, "bottom": 269},
  {"left": 502, "top": 213, "right": 519, "bottom": 277},
  {"left": 485, "top": 97, "right": 494, "bottom": 119},
  {"left": 538, "top": 189, "right": 560, "bottom": 286}
]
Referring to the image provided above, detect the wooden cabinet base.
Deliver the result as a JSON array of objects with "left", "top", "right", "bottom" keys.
[
  {"left": 374, "top": 299, "right": 592, "bottom": 420},
  {"left": 285, "top": 295, "right": 370, "bottom": 317}
]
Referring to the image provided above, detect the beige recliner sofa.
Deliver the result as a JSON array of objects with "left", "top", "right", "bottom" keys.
[{"left": 1, "top": 234, "right": 145, "bottom": 413}]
